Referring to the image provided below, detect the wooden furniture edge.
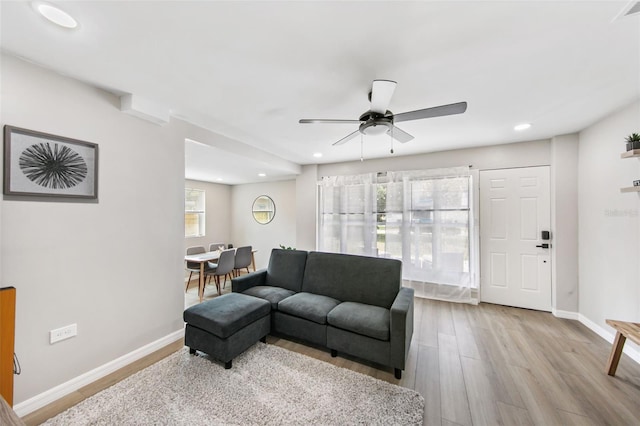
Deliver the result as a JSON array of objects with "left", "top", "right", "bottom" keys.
[
  {"left": 605, "top": 319, "right": 640, "bottom": 376},
  {"left": 0, "top": 287, "right": 16, "bottom": 407}
]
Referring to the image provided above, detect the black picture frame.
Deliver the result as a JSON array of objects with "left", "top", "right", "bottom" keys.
[{"left": 3, "top": 125, "right": 98, "bottom": 200}]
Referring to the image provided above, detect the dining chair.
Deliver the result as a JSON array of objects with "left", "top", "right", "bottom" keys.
[
  {"left": 205, "top": 249, "right": 235, "bottom": 296},
  {"left": 209, "top": 242, "right": 226, "bottom": 252},
  {"left": 233, "top": 245, "right": 253, "bottom": 277},
  {"left": 185, "top": 246, "right": 210, "bottom": 293}
]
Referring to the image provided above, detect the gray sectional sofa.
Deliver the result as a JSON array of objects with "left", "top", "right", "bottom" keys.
[{"left": 232, "top": 248, "right": 414, "bottom": 379}]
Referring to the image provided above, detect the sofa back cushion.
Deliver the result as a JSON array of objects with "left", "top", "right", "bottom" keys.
[
  {"left": 265, "top": 248, "right": 308, "bottom": 292},
  {"left": 301, "top": 251, "right": 401, "bottom": 308}
]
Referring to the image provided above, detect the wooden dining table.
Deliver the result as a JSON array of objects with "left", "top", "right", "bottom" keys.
[{"left": 184, "top": 249, "right": 257, "bottom": 302}]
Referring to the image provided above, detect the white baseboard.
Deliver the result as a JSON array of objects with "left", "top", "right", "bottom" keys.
[
  {"left": 577, "top": 314, "right": 640, "bottom": 365},
  {"left": 13, "top": 329, "right": 185, "bottom": 417},
  {"left": 552, "top": 309, "right": 579, "bottom": 320},
  {"left": 553, "top": 310, "right": 640, "bottom": 366}
]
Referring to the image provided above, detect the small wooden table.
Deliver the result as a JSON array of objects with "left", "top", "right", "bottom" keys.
[
  {"left": 605, "top": 319, "right": 640, "bottom": 376},
  {"left": 184, "top": 250, "right": 257, "bottom": 302}
]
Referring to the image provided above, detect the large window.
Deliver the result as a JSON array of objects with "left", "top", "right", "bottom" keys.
[
  {"left": 318, "top": 168, "right": 478, "bottom": 303},
  {"left": 185, "top": 188, "right": 205, "bottom": 238}
]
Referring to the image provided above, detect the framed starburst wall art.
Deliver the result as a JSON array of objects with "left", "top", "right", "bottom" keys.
[{"left": 3, "top": 126, "right": 98, "bottom": 200}]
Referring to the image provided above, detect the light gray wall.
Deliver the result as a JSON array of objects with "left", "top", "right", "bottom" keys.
[
  {"left": 230, "top": 180, "right": 296, "bottom": 269},
  {"left": 184, "top": 179, "right": 232, "bottom": 258},
  {"left": 0, "top": 54, "right": 247, "bottom": 406},
  {"left": 550, "top": 134, "right": 579, "bottom": 313},
  {"left": 295, "top": 165, "right": 317, "bottom": 251},
  {"left": 317, "top": 139, "right": 550, "bottom": 178},
  {"left": 1, "top": 54, "right": 185, "bottom": 403},
  {"left": 578, "top": 101, "right": 640, "bottom": 351}
]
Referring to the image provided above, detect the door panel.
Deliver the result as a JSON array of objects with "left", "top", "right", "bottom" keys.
[{"left": 480, "top": 167, "right": 551, "bottom": 311}]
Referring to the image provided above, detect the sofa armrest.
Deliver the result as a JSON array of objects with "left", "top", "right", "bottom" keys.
[
  {"left": 389, "top": 287, "right": 414, "bottom": 369},
  {"left": 231, "top": 269, "right": 267, "bottom": 293}
]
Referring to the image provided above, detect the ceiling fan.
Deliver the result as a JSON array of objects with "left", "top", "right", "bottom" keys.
[{"left": 299, "top": 80, "right": 467, "bottom": 147}]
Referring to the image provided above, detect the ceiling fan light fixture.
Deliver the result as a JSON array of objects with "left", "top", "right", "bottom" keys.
[
  {"left": 362, "top": 124, "right": 389, "bottom": 136},
  {"left": 359, "top": 117, "right": 393, "bottom": 136},
  {"left": 514, "top": 123, "right": 531, "bottom": 131},
  {"left": 33, "top": 1, "right": 78, "bottom": 29}
]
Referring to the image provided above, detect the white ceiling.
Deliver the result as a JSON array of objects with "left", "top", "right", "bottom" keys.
[{"left": 1, "top": 1, "right": 639, "bottom": 184}]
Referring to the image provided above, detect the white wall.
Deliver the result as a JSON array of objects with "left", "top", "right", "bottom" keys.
[
  {"left": 551, "top": 134, "right": 579, "bottom": 314},
  {"left": 0, "top": 54, "right": 249, "bottom": 410},
  {"left": 317, "top": 139, "right": 551, "bottom": 178},
  {"left": 184, "top": 179, "right": 232, "bottom": 259},
  {"left": 230, "top": 180, "right": 296, "bottom": 269},
  {"left": 295, "top": 165, "right": 317, "bottom": 251},
  {"left": 578, "top": 101, "right": 640, "bottom": 352},
  {"left": 1, "top": 54, "right": 185, "bottom": 404}
]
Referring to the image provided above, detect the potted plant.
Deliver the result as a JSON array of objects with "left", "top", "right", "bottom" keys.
[{"left": 626, "top": 133, "right": 640, "bottom": 151}]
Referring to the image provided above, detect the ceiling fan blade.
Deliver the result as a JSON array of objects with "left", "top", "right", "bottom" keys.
[
  {"left": 332, "top": 130, "right": 361, "bottom": 146},
  {"left": 390, "top": 126, "right": 414, "bottom": 143},
  {"left": 299, "top": 119, "right": 362, "bottom": 124},
  {"left": 393, "top": 101, "right": 467, "bottom": 123},
  {"left": 370, "top": 80, "right": 397, "bottom": 114}
]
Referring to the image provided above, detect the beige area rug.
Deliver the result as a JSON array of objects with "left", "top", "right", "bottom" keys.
[{"left": 45, "top": 343, "right": 424, "bottom": 425}]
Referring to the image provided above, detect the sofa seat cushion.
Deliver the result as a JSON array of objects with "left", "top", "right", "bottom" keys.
[
  {"left": 242, "top": 286, "right": 296, "bottom": 309},
  {"left": 327, "top": 302, "right": 390, "bottom": 341},
  {"left": 278, "top": 292, "right": 341, "bottom": 325}
]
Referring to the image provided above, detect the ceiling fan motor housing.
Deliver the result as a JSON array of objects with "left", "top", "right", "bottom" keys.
[{"left": 358, "top": 111, "right": 393, "bottom": 136}]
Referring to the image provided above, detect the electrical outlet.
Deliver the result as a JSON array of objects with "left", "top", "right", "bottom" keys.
[{"left": 50, "top": 323, "right": 77, "bottom": 344}]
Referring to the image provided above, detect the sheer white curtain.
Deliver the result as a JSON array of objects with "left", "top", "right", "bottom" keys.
[{"left": 318, "top": 167, "right": 478, "bottom": 304}]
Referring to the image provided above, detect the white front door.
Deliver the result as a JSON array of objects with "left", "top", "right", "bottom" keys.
[{"left": 480, "top": 167, "right": 551, "bottom": 311}]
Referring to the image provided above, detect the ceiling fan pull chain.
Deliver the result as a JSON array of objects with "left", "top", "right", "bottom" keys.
[
  {"left": 360, "top": 133, "right": 364, "bottom": 162},
  {"left": 390, "top": 128, "right": 394, "bottom": 154}
]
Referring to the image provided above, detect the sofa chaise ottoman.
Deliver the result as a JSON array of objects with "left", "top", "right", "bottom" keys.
[{"left": 183, "top": 292, "right": 271, "bottom": 368}]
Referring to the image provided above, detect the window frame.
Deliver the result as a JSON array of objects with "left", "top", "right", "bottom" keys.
[{"left": 184, "top": 187, "right": 206, "bottom": 238}]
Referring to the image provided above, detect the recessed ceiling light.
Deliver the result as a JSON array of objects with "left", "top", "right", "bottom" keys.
[
  {"left": 514, "top": 123, "right": 531, "bottom": 131},
  {"left": 258, "top": 173, "right": 266, "bottom": 177},
  {"left": 216, "top": 178, "right": 223, "bottom": 182},
  {"left": 313, "top": 152, "right": 323, "bottom": 158},
  {"left": 33, "top": 1, "right": 78, "bottom": 29}
]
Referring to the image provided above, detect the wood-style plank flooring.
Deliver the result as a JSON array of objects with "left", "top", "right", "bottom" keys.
[{"left": 23, "top": 280, "right": 640, "bottom": 425}]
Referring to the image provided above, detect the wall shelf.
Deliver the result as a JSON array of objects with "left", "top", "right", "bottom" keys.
[
  {"left": 620, "top": 186, "right": 640, "bottom": 193},
  {"left": 620, "top": 149, "right": 640, "bottom": 159},
  {"left": 620, "top": 150, "right": 640, "bottom": 192}
]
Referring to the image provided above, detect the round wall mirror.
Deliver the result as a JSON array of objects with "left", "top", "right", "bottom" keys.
[{"left": 252, "top": 195, "right": 275, "bottom": 224}]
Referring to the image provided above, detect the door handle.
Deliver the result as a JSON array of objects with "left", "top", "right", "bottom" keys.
[{"left": 536, "top": 243, "right": 550, "bottom": 249}]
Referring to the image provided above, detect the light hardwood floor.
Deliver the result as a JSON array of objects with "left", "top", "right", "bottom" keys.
[{"left": 23, "top": 280, "right": 640, "bottom": 425}]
